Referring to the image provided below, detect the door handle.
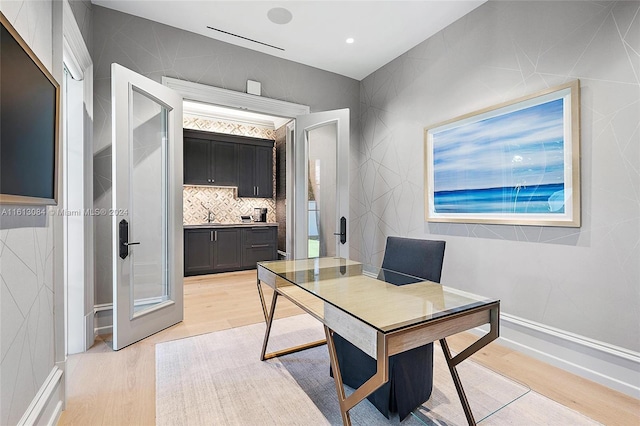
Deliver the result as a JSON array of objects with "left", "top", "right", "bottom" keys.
[
  {"left": 119, "top": 219, "right": 140, "bottom": 259},
  {"left": 333, "top": 216, "right": 347, "bottom": 244}
]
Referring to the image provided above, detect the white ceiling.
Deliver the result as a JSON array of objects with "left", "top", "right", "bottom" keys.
[{"left": 91, "top": 1, "right": 486, "bottom": 81}]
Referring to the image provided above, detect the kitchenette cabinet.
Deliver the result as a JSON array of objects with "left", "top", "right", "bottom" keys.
[
  {"left": 183, "top": 228, "right": 216, "bottom": 275},
  {"left": 241, "top": 226, "right": 277, "bottom": 267},
  {"left": 183, "top": 129, "right": 273, "bottom": 199},
  {"left": 184, "top": 134, "right": 238, "bottom": 186},
  {"left": 238, "top": 144, "right": 274, "bottom": 198},
  {"left": 184, "top": 224, "right": 277, "bottom": 276}
]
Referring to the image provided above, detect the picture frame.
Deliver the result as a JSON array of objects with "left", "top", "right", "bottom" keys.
[
  {"left": 1, "top": 11, "right": 60, "bottom": 205},
  {"left": 424, "top": 80, "right": 580, "bottom": 227}
]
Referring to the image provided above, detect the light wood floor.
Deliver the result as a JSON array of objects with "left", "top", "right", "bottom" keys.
[{"left": 58, "top": 270, "right": 639, "bottom": 425}]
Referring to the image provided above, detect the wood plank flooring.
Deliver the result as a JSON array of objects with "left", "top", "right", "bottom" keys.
[{"left": 58, "top": 270, "right": 639, "bottom": 425}]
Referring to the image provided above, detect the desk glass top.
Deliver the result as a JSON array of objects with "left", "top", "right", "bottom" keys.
[{"left": 258, "top": 257, "right": 498, "bottom": 334}]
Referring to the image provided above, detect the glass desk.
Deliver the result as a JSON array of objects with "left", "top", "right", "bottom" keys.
[{"left": 256, "top": 257, "right": 500, "bottom": 426}]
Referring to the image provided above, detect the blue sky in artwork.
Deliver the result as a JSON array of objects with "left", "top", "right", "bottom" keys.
[{"left": 432, "top": 98, "right": 565, "bottom": 192}]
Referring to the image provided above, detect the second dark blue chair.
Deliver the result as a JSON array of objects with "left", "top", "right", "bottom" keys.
[{"left": 331, "top": 236, "right": 446, "bottom": 420}]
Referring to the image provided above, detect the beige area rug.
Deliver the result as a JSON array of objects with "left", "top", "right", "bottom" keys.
[{"left": 156, "top": 315, "right": 600, "bottom": 425}]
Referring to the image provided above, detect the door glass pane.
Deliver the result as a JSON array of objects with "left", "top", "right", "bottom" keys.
[
  {"left": 130, "top": 88, "right": 169, "bottom": 315},
  {"left": 307, "top": 123, "right": 337, "bottom": 258}
]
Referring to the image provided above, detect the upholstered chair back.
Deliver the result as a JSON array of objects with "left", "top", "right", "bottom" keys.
[{"left": 380, "top": 237, "right": 446, "bottom": 284}]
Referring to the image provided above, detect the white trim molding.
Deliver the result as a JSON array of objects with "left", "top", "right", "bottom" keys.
[
  {"left": 162, "top": 77, "right": 310, "bottom": 118},
  {"left": 17, "top": 366, "right": 64, "bottom": 426},
  {"left": 94, "top": 303, "right": 113, "bottom": 335},
  {"left": 470, "top": 313, "right": 640, "bottom": 398},
  {"left": 62, "top": 0, "right": 91, "bottom": 80}
]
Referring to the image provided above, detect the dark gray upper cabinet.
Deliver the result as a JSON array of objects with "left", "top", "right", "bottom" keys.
[
  {"left": 238, "top": 143, "right": 274, "bottom": 198},
  {"left": 237, "top": 144, "right": 255, "bottom": 197},
  {"left": 183, "top": 130, "right": 273, "bottom": 198},
  {"left": 184, "top": 137, "right": 210, "bottom": 185},
  {"left": 255, "top": 145, "right": 274, "bottom": 198},
  {"left": 212, "top": 141, "right": 238, "bottom": 186}
]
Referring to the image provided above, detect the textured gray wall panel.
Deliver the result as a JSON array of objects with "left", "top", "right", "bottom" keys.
[{"left": 355, "top": 1, "right": 639, "bottom": 351}]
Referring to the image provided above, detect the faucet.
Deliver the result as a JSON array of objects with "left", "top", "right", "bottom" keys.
[{"left": 201, "top": 202, "right": 215, "bottom": 223}]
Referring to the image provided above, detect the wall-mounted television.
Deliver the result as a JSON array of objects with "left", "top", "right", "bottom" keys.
[{"left": 1, "top": 11, "right": 60, "bottom": 205}]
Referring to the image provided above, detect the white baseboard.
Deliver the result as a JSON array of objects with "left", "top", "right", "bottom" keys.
[
  {"left": 17, "top": 366, "right": 64, "bottom": 426},
  {"left": 468, "top": 313, "right": 640, "bottom": 399},
  {"left": 94, "top": 303, "right": 113, "bottom": 336},
  {"left": 95, "top": 324, "right": 113, "bottom": 335}
]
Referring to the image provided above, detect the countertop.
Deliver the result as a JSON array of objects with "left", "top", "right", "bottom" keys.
[{"left": 184, "top": 222, "right": 278, "bottom": 229}]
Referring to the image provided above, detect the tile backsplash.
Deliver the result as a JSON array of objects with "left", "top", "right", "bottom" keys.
[
  {"left": 184, "top": 186, "right": 276, "bottom": 224},
  {"left": 183, "top": 114, "right": 276, "bottom": 139}
]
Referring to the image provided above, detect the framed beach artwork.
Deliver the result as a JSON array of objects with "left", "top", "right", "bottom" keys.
[{"left": 424, "top": 80, "right": 580, "bottom": 227}]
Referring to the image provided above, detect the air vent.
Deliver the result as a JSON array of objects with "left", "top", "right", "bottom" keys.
[{"left": 206, "top": 26, "right": 284, "bottom": 51}]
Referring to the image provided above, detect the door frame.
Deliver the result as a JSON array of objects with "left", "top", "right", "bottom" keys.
[
  {"left": 162, "top": 77, "right": 310, "bottom": 259},
  {"left": 62, "top": 0, "right": 94, "bottom": 354}
]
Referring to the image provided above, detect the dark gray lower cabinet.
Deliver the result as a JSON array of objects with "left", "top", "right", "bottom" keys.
[
  {"left": 184, "top": 226, "right": 277, "bottom": 276},
  {"left": 242, "top": 227, "right": 277, "bottom": 268},
  {"left": 184, "top": 229, "right": 215, "bottom": 275},
  {"left": 212, "top": 228, "right": 242, "bottom": 270}
]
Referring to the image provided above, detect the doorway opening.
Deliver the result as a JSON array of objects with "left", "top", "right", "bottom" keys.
[{"left": 181, "top": 101, "right": 293, "bottom": 258}]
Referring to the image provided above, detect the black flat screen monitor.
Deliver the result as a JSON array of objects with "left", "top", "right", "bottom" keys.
[{"left": 1, "top": 12, "right": 60, "bottom": 205}]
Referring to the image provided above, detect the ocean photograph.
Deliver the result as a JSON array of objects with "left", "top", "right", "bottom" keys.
[{"left": 431, "top": 98, "right": 566, "bottom": 215}]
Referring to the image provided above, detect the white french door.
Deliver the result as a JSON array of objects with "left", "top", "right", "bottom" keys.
[
  {"left": 294, "top": 109, "right": 349, "bottom": 259},
  {"left": 111, "top": 64, "right": 183, "bottom": 350}
]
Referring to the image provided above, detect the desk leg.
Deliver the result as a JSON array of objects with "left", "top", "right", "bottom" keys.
[
  {"left": 325, "top": 327, "right": 389, "bottom": 426},
  {"left": 260, "top": 290, "right": 279, "bottom": 361},
  {"left": 256, "top": 278, "right": 269, "bottom": 323},
  {"left": 257, "top": 281, "right": 326, "bottom": 361},
  {"left": 440, "top": 338, "right": 475, "bottom": 425},
  {"left": 439, "top": 304, "right": 500, "bottom": 426}
]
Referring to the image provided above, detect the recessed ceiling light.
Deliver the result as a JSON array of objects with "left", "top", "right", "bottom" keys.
[
  {"left": 346, "top": 38, "right": 355, "bottom": 44},
  {"left": 267, "top": 7, "right": 293, "bottom": 25}
]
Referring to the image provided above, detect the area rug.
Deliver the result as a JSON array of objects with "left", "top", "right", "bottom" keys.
[{"left": 156, "top": 314, "right": 600, "bottom": 425}]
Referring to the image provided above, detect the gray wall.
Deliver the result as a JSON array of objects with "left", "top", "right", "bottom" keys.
[
  {"left": 68, "top": 0, "right": 92, "bottom": 53},
  {"left": 92, "top": 6, "right": 360, "bottom": 306},
  {"left": 354, "top": 1, "right": 639, "bottom": 351},
  {"left": 0, "top": 1, "right": 65, "bottom": 423}
]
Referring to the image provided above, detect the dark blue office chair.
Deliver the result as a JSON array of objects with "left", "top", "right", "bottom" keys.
[{"left": 331, "top": 237, "right": 446, "bottom": 420}]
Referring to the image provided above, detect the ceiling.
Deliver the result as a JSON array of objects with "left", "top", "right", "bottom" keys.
[{"left": 91, "top": 1, "right": 485, "bottom": 81}]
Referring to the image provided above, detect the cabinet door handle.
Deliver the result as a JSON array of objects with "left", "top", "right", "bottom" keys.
[
  {"left": 215, "top": 231, "right": 218, "bottom": 241},
  {"left": 257, "top": 186, "right": 259, "bottom": 195},
  {"left": 252, "top": 244, "right": 269, "bottom": 248},
  {"left": 210, "top": 231, "right": 213, "bottom": 241}
]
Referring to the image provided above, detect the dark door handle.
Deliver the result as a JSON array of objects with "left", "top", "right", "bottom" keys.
[
  {"left": 119, "top": 219, "right": 140, "bottom": 259},
  {"left": 333, "top": 217, "right": 347, "bottom": 244}
]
